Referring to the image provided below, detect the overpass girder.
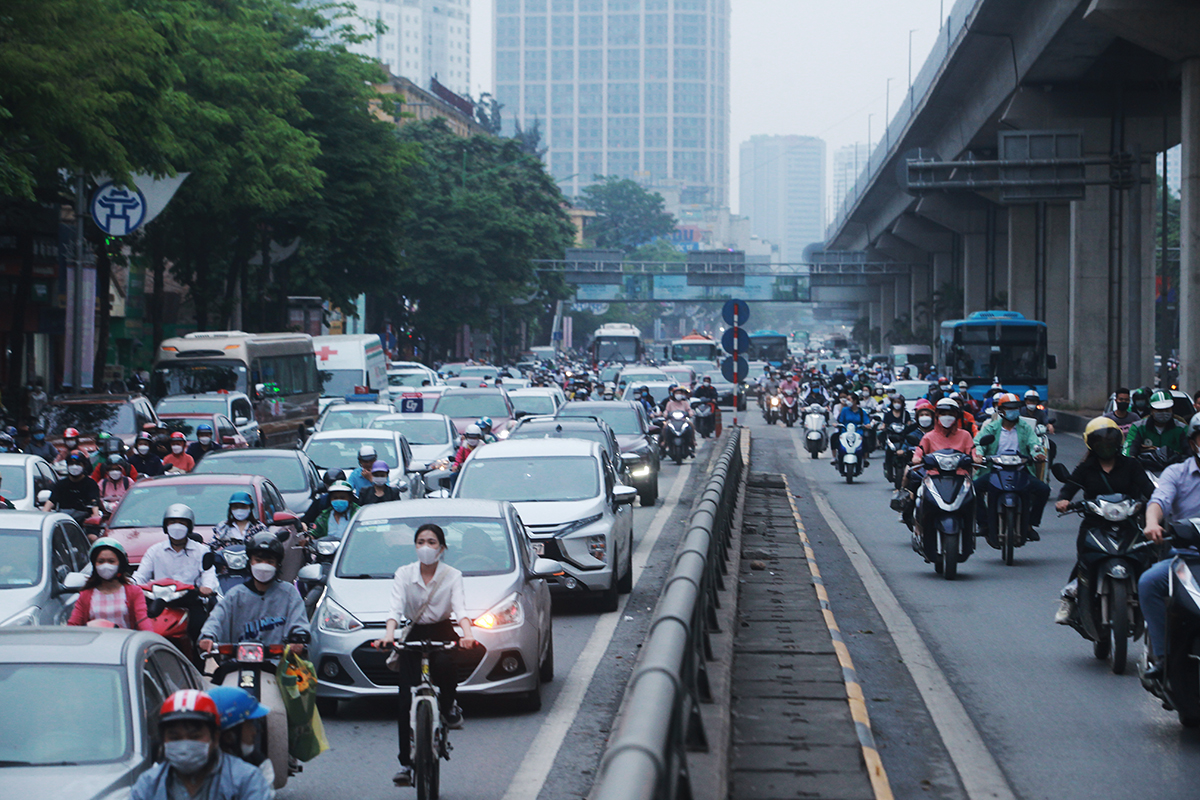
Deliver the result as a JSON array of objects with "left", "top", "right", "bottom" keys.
[{"left": 890, "top": 213, "right": 955, "bottom": 253}]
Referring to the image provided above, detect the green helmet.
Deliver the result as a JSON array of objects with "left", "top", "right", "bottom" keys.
[
  {"left": 1149, "top": 390, "right": 1174, "bottom": 411},
  {"left": 327, "top": 480, "right": 354, "bottom": 494}
]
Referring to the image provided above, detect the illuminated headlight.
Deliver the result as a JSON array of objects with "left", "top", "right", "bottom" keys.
[
  {"left": 587, "top": 534, "right": 608, "bottom": 562},
  {"left": 498, "top": 429, "right": 511, "bottom": 440},
  {"left": 630, "top": 466, "right": 651, "bottom": 478},
  {"left": 473, "top": 593, "right": 524, "bottom": 631},
  {"left": 994, "top": 455, "right": 1023, "bottom": 467},
  {"left": 316, "top": 539, "right": 341, "bottom": 556},
  {"left": 318, "top": 598, "right": 364, "bottom": 632},
  {"left": 1, "top": 607, "right": 38, "bottom": 626}
]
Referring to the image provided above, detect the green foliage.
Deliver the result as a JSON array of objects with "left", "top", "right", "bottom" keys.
[
  {"left": 627, "top": 239, "right": 685, "bottom": 263},
  {"left": 578, "top": 176, "right": 676, "bottom": 253}
]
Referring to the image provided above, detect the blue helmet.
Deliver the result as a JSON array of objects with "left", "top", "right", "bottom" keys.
[
  {"left": 207, "top": 686, "right": 269, "bottom": 731},
  {"left": 197, "top": 423, "right": 213, "bottom": 435},
  {"left": 228, "top": 491, "right": 253, "bottom": 506},
  {"left": 476, "top": 416, "right": 493, "bottom": 432}
]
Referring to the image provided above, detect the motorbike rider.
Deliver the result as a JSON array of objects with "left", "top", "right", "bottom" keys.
[
  {"left": 186, "top": 423, "right": 222, "bottom": 464},
  {"left": 0, "top": 430, "right": 17, "bottom": 455},
  {"left": 803, "top": 382, "right": 828, "bottom": 407},
  {"left": 358, "top": 460, "right": 402, "bottom": 504},
  {"left": 451, "top": 424, "right": 486, "bottom": 472},
  {"left": 1020, "top": 390, "right": 1055, "bottom": 432},
  {"left": 214, "top": 491, "right": 267, "bottom": 543},
  {"left": 129, "top": 432, "right": 165, "bottom": 477},
  {"left": 311, "top": 480, "right": 358, "bottom": 541},
  {"left": 1052, "top": 417, "right": 1156, "bottom": 624},
  {"left": 662, "top": 386, "right": 696, "bottom": 456},
  {"left": 198, "top": 532, "right": 309, "bottom": 655},
  {"left": 97, "top": 454, "right": 134, "bottom": 511},
  {"left": 973, "top": 392, "right": 1051, "bottom": 542},
  {"left": 208, "top": 686, "right": 275, "bottom": 790},
  {"left": 61, "top": 427, "right": 81, "bottom": 460},
  {"left": 1137, "top": 413, "right": 1200, "bottom": 682},
  {"left": 349, "top": 444, "right": 380, "bottom": 493},
  {"left": 1130, "top": 387, "right": 1153, "bottom": 419},
  {"left": 634, "top": 386, "right": 657, "bottom": 417},
  {"left": 778, "top": 372, "right": 800, "bottom": 396},
  {"left": 67, "top": 537, "right": 153, "bottom": 630},
  {"left": 694, "top": 375, "right": 719, "bottom": 404},
  {"left": 897, "top": 400, "right": 940, "bottom": 524},
  {"left": 302, "top": 469, "right": 346, "bottom": 525},
  {"left": 373, "top": 522, "right": 477, "bottom": 788},
  {"left": 881, "top": 393, "right": 911, "bottom": 427},
  {"left": 133, "top": 504, "right": 219, "bottom": 641},
  {"left": 1103, "top": 387, "right": 1141, "bottom": 434},
  {"left": 163, "top": 431, "right": 196, "bottom": 473},
  {"left": 24, "top": 423, "right": 58, "bottom": 461},
  {"left": 42, "top": 450, "right": 101, "bottom": 521},
  {"left": 832, "top": 391, "right": 873, "bottom": 464},
  {"left": 1124, "top": 390, "right": 1187, "bottom": 457},
  {"left": 475, "top": 417, "right": 497, "bottom": 444},
  {"left": 957, "top": 382, "right": 980, "bottom": 415},
  {"left": 132, "top": 690, "right": 271, "bottom": 800}
]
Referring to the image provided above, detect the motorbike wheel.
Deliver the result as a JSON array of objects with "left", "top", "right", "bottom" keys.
[
  {"left": 414, "top": 701, "right": 439, "bottom": 800},
  {"left": 638, "top": 480, "right": 658, "bottom": 506},
  {"left": 942, "top": 535, "right": 959, "bottom": 580},
  {"left": 1001, "top": 508, "right": 1016, "bottom": 566},
  {"left": 1110, "top": 580, "right": 1130, "bottom": 675},
  {"left": 1093, "top": 633, "right": 1111, "bottom": 660},
  {"left": 845, "top": 471, "right": 854, "bottom": 484}
]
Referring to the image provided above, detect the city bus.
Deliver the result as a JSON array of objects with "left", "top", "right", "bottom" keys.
[
  {"left": 747, "top": 330, "right": 790, "bottom": 367},
  {"left": 591, "top": 323, "right": 644, "bottom": 365},
  {"left": 151, "top": 331, "right": 322, "bottom": 447},
  {"left": 669, "top": 333, "right": 718, "bottom": 363},
  {"left": 938, "top": 311, "right": 1055, "bottom": 400}
]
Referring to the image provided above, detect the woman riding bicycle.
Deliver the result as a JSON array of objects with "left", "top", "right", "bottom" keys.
[{"left": 374, "top": 523, "right": 477, "bottom": 787}]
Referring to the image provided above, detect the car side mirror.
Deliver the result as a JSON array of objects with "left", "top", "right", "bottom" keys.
[
  {"left": 978, "top": 434, "right": 995, "bottom": 446},
  {"left": 297, "top": 563, "right": 323, "bottom": 582},
  {"left": 531, "top": 557, "right": 564, "bottom": 579},
  {"left": 36, "top": 489, "right": 51, "bottom": 505},
  {"left": 272, "top": 511, "right": 300, "bottom": 527},
  {"left": 234, "top": 416, "right": 249, "bottom": 427},
  {"left": 613, "top": 485, "right": 637, "bottom": 505},
  {"left": 396, "top": 482, "right": 409, "bottom": 493},
  {"left": 648, "top": 425, "right": 662, "bottom": 435},
  {"left": 221, "top": 436, "right": 236, "bottom": 446},
  {"left": 1051, "top": 462, "right": 1072, "bottom": 483},
  {"left": 60, "top": 571, "right": 88, "bottom": 594},
  {"left": 620, "top": 452, "right": 641, "bottom": 465}
]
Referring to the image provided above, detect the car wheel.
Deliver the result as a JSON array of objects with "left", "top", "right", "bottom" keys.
[
  {"left": 598, "top": 574, "right": 619, "bottom": 612},
  {"left": 618, "top": 540, "right": 633, "bottom": 593},
  {"left": 539, "top": 628, "right": 555, "bottom": 682},
  {"left": 520, "top": 669, "right": 543, "bottom": 712}
]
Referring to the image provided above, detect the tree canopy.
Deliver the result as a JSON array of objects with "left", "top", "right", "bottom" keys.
[{"left": 578, "top": 176, "right": 677, "bottom": 253}]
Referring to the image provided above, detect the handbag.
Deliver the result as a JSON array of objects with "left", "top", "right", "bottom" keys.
[{"left": 385, "top": 574, "right": 442, "bottom": 672}]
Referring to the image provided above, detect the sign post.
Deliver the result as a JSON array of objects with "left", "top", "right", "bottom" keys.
[{"left": 721, "top": 299, "right": 750, "bottom": 428}]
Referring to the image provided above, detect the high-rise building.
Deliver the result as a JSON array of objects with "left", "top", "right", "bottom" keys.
[
  {"left": 739, "top": 135, "right": 826, "bottom": 263},
  {"left": 494, "top": 0, "right": 730, "bottom": 207},
  {"left": 342, "top": 0, "right": 471, "bottom": 97},
  {"left": 832, "top": 142, "right": 868, "bottom": 219}
]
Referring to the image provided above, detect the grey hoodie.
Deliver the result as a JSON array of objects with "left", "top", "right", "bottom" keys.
[{"left": 200, "top": 580, "right": 309, "bottom": 645}]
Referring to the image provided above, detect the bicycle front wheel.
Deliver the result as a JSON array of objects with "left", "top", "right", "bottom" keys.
[{"left": 415, "top": 701, "right": 440, "bottom": 800}]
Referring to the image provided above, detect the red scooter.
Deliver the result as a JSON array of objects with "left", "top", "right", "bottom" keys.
[{"left": 142, "top": 579, "right": 211, "bottom": 663}]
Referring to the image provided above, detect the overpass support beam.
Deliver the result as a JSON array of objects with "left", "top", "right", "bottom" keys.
[
  {"left": 1045, "top": 205, "right": 1072, "bottom": 399},
  {"left": 1008, "top": 206, "right": 1038, "bottom": 320},
  {"left": 963, "top": 232, "right": 989, "bottom": 314},
  {"left": 1069, "top": 174, "right": 1112, "bottom": 409},
  {"left": 1182, "top": 59, "right": 1200, "bottom": 395}
]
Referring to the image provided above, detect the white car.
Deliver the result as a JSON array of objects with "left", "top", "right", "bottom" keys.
[
  {"left": 889, "top": 380, "right": 932, "bottom": 414},
  {"left": 452, "top": 438, "right": 636, "bottom": 611},
  {"left": 302, "top": 429, "right": 422, "bottom": 498},
  {"left": 0, "top": 454, "right": 60, "bottom": 511},
  {"left": 368, "top": 413, "right": 458, "bottom": 470},
  {"left": 507, "top": 388, "right": 565, "bottom": 418},
  {"left": 314, "top": 402, "right": 397, "bottom": 433}
]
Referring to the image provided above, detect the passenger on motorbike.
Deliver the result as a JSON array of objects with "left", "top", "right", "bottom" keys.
[
  {"left": 311, "top": 481, "right": 358, "bottom": 541},
  {"left": 214, "top": 491, "right": 267, "bottom": 543},
  {"left": 374, "top": 523, "right": 477, "bottom": 787},
  {"left": 973, "top": 393, "right": 1050, "bottom": 541},
  {"left": 1053, "top": 417, "right": 1155, "bottom": 624},
  {"left": 475, "top": 417, "right": 497, "bottom": 444},
  {"left": 97, "top": 455, "right": 134, "bottom": 510},
  {"left": 132, "top": 690, "right": 271, "bottom": 800},
  {"left": 662, "top": 387, "right": 696, "bottom": 456},
  {"left": 129, "top": 432, "right": 165, "bottom": 477},
  {"left": 1130, "top": 387, "right": 1153, "bottom": 419},
  {"left": 349, "top": 444, "right": 379, "bottom": 493},
  {"left": 162, "top": 431, "right": 195, "bottom": 473},
  {"left": 803, "top": 383, "right": 828, "bottom": 407},
  {"left": 198, "top": 532, "right": 309, "bottom": 655},
  {"left": 832, "top": 391, "right": 873, "bottom": 463},
  {"left": 1123, "top": 390, "right": 1187, "bottom": 457},
  {"left": 1103, "top": 387, "right": 1141, "bottom": 434},
  {"left": 61, "top": 427, "right": 81, "bottom": 460},
  {"left": 208, "top": 686, "right": 275, "bottom": 790},
  {"left": 186, "top": 423, "right": 223, "bottom": 464},
  {"left": 23, "top": 423, "right": 57, "bottom": 462},
  {"left": 133, "top": 504, "right": 218, "bottom": 641},
  {"left": 451, "top": 424, "right": 486, "bottom": 472},
  {"left": 358, "top": 460, "right": 402, "bottom": 504},
  {"left": 42, "top": 450, "right": 101, "bottom": 520},
  {"left": 1138, "top": 413, "right": 1200, "bottom": 681},
  {"left": 693, "top": 375, "right": 719, "bottom": 403},
  {"left": 1020, "top": 390, "right": 1055, "bottom": 433},
  {"left": 912, "top": 399, "right": 981, "bottom": 467},
  {"left": 67, "top": 537, "right": 153, "bottom": 630},
  {"left": 302, "top": 469, "right": 345, "bottom": 525}
]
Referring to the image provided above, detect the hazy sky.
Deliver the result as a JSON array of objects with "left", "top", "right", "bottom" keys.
[{"left": 469, "top": 0, "right": 947, "bottom": 214}]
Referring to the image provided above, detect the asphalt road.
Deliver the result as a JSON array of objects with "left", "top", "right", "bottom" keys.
[
  {"left": 748, "top": 410, "right": 1200, "bottom": 800},
  {"left": 276, "top": 437, "right": 715, "bottom": 800}
]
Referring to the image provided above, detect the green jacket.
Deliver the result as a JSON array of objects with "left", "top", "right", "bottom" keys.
[
  {"left": 312, "top": 502, "right": 359, "bottom": 539},
  {"left": 1122, "top": 418, "right": 1187, "bottom": 457},
  {"left": 974, "top": 416, "right": 1043, "bottom": 476}
]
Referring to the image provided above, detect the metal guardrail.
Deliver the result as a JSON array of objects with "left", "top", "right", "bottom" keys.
[{"left": 591, "top": 429, "right": 744, "bottom": 800}]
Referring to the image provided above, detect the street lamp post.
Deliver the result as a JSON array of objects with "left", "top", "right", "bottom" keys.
[
  {"left": 909, "top": 29, "right": 918, "bottom": 113},
  {"left": 885, "top": 78, "right": 894, "bottom": 150}
]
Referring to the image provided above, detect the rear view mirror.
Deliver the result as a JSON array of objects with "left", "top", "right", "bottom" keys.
[
  {"left": 978, "top": 434, "right": 995, "bottom": 446},
  {"left": 36, "top": 489, "right": 51, "bottom": 505},
  {"left": 1051, "top": 462, "right": 1072, "bottom": 484},
  {"left": 531, "top": 557, "right": 565, "bottom": 578},
  {"left": 297, "top": 563, "right": 323, "bottom": 582},
  {"left": 60, "top": 571, "right": 88, "bottom": 593},
  {"left": 272, "top": 511, "right": 300, "bottom": 527},
  {"left": 613, "top": 485, "right": 637, "bottom": 505}
]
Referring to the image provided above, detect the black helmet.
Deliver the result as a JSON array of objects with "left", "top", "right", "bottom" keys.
[
  {"left": 246, "top": 531, "right": 284, "bottom": 564},
  {"left": 324, "top": 468, "right": 346, "bottom": 488}
]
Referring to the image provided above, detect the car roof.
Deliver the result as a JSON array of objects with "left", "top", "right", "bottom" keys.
[
  {"left": 200, "top": 449, "right": 300, "bottom": 461},
  {"left": 0, "top": 453, "right": 42, "bottom": 465},
  {"left": 467, "top": 438, "right": 599, "bottom": 458},
  {"left": 354, "top": 497, "right": 509, "bottom": 522},
  {"left": 132, "top": 473, "right": 264, "bottom": 487},
  {"left": 0, "top": 627, "right": 155, "bottom": 665},
  {"left": 371, "top": 413, "right": 450, "bottom": 422},
  {"left": 310, "top": 429, "right": 394, "bottom": 440},
  {"left": 438, "top": 387, "right": 507, "bottom": 395},
  {"left": 506, "top": 387, "right": 558, "bottom": 396},
  {"left": 0, "top": 509, "right": 55, "bottom": 531},
  {"left": 49, "top": 394, "right": 143, "bottom": 405}
]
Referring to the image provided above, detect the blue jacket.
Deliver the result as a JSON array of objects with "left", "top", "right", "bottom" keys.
[
  {"left": 837, "top": 407, "right": 870, "bottom": 429},
  {"left": 132, "top": 751, "right": 272, "bottom": 800}
]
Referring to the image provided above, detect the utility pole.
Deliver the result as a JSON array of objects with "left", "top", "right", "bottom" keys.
[
  {"left": 73, "top": 174, "right": 85, "bottom": 392},
  {"left": 909, "top": 30, "right": 918, "bottom": 113}
]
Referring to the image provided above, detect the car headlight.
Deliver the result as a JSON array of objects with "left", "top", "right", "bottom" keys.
[
  {"left": 630, "top": 466, "right": 651, "bottom": 478},
  {"left": 316, "top": 539, "right": 341, "bottom": 556},
  {"left": 587, "top": 534, "right": 608, "bottom": 562},
  {"left": 318, "top": 598, "right": 364, "bottom": 633},
  {"left": 497, "top": 429, "right": 511, "bottom": 440},
  {"left": 1, "top": 607, "right": 38, "bottom": 626},
  {"left": 473, "top": 593, "right": 524, "bottom": 631},
  {"left": 558, "top": 513, "right": 604, "bottom": 537}
]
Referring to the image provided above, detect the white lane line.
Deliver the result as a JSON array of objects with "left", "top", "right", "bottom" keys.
[
  {"left": 788, "top": 433, "right": 1017, "bottom": 800},
  {"left": 501, "top": 460, "right": 693, "bottom": 800}
]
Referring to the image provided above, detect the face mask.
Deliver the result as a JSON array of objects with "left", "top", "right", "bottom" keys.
[
  {"left": 674, "top": 394, "right": 684, "bottom": 401},
  {"left": 164, "top": 740, "right": 211, "bottom": 775},
  {"left": 250, "top": 562, "right": 276, "bottom": 582},
  {"left": 64, "top": 439, "right": 77, "bottom": 449},
  {"left": 95, "top": 563, "right": 120, "bottom": 581},
  {"left": 1153, "top": 411, "right": 1173, "bottom": 425},
  {"left": 372, "top": 476, "right": 387, "bottom": 487},
  {"left": 892, "top": 402, "right": 903, "bottom": 409},
  {"left": 231, "top": 508, "right": 251, "bottom": 521},
  {"left": 68, "top": 465, "right": 84, "bottom": 477},
  {"left": 1003, "top": 409, "right": 1021, "bottom": 422},
  {"left": 108, "top": 470, "right": 123, "bottom": 482},
  {"left": 166, "top": 523, "right": 189, "bottom": 541},
  {"left": 1093, "top": 443, "right": 1119, "bottom": 460},
  {"left": 241, "top": 743, "right": 257, "bottom": 758},
  {"left": 918, "top": 416, "right": 933, "bottom": 429},
  {"left": 198, "top": 436, "right": 211, "bottom": 445},
  {"left": 1116, "top": 402, "right": 1130, "bottom": 412},
  {"left": 136, "top": 445, "right": 150, "bottom": 455},
  {"left": 1025, "top": 402, "right": 1037, "bottom": 410},
  {"left": 331, "top": 499, "right": 350, "bottom": 514},
  {"left": 416, "top": 544, "right": 442, "bottom": 565},
  {"left": 938, "top": 415, "right": 957, "bottom": 428},
  {"left": 171, "top": 445, "right": 184, "bottom": 454},
  {"left": 33, "top": 433, "right": 44, "bottom": 441}
]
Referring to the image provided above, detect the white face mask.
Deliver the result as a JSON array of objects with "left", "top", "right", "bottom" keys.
[
  {"left": 240, "top": 742, "right": 257, "bottom": 758},
  {"left": 171, "top": 445, "right": 184, "bottom": 454},
  {"left": 107, "top": 470, "right": 123, "bottom": 482},
  {"left": 95, "top": 562, "right": 120, "bottom": 581},
  {"left": 67, "top": 465, "right": 84, "bottom": 477},
  {"left": 198, "top": 436, "right": 211, "bottom": 445},
  {"left": 136, "top": 445, "right": 150, "bottom": 455},
  {"left": 64, "top": 439, "right": 77, "bottom": 449},
  {"left": 250, "top": 562, "right": 276, "bottom": 582},
  {"left": 416, "top": 544, "right": 442, "bottom": 565},
  {"left": 163, "top": 740, "right": 211, "bottom": 775},
  {"left": 231, "top": 507, "right": 251, "bottom": 521},
  {"left": 674, "top": 394, "right": 685, "bottom": 401},
  {"left": 372, "top": 476, "right": 387, "bottom": 487},
  {"left": 938, "top": 415, "right": 957, "bottom": 428},
  {"left": 166, "top": 523, "right": 189, "bottom": 541}
]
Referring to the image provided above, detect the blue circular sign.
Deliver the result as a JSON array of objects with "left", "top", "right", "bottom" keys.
[
  {"left": 721, "top": 355, "right": 749, "bottom": 384},
  {"left": 722, "top": 298, "right": 750, "bottom": 327},
  {"left": 90, "top": 182, "right": 147, "bottom": 237},
  {"left": 721, "top": 326, "right": 750, "bottom": 355}
]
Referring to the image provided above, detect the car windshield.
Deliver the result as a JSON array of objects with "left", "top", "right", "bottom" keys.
[
  {"left": 458, "top": 366, "right": 498, "bottom": 379},
  {"left": 0, "top": 465, "right": 28, "bottom": 500},
  {"left": 0, "top": 531, "right": 41, "bottom": 587},
  {"left": 0, "top": 664, "right": 129, "bottom": 764},
  {"left": 321, "top": 408, "right": 391, "bottom": 431},
  {"left": 160, "top": 417, "right": 206, "bottom": 438},
  {"left": 193, "top": 455, "right": 307, "bottom": 493},
  {"left": 369, "top": 418, "right": 449, "bottom": 444},
  {"left": 320, "top": 369, "right": 366, "bottom": 398},
  {"left": 558, "top": 405, "right": 640, "bottom": 435},
  {"left": 43, "top": 403, "right": 138, "bottom": 437},
  {"left": 152, "top": 360, "right": 248, "bottom": 396},
  {"left": 893, "top": 384, "right": 929, "bottom": 400},
  {"left": 510, "top": 395, "right": 557, "bottom": 416},
  {"left": 697, "top": 372, "right": 727, "bottom": 386},
  {"left": 337, "top": 517, "right": 515, "bottom": 578},
  {"left": 433, "top": 394, "right": 510, "bottom": 418},
  {"left": 620, "top": 372, "right": 663, "bottom": 384},
  {"left": 306, "top": 438, "right": 398, "bottom": 471},
  {"left": 624, "top": 384, "right": 671, "bottom": 405},
  {"left": 388, "top": 372, "right": 430, "bottom": 388},
  {"left": 457, "top": 456, "right": 599, "bottom": 502},
  {"left": 110, "top": 482, "right": 253, "bottom": 527},
  {"left": 156, "top": 397, "right": 228, "bottom": 415}
]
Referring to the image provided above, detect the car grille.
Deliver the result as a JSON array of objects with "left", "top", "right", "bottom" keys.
[{"left": 352, "top": 642, "right": 486, "bottom": 686}]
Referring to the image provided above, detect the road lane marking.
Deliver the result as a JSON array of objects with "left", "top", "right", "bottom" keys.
[
  {"left": 501, "top": 459, "right": 693, "bottom": 800},
  {"left": 788, "top": 432, "right": 1018, "bottom": 800}
]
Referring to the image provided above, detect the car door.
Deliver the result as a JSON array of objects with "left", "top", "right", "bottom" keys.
[
  {"left": 47, "top": 524, "right": 82, "bottom": 624},
  {"left": 510, "top": 507, "right": 551, "bottom": 637},
  {"left": 216, "top": 415, "right": 242, "bottom": 448},
  {"left": 34, "top": 460, "right": 57, "bottom": 505}
]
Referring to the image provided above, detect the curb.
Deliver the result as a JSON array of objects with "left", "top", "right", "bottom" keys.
[{"left": 780, "top": 473, "right": 894, "bottom": 800}]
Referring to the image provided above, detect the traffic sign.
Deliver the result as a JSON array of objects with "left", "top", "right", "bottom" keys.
[
  {"left": 400, "top": 393, "right": 424, "bottom": 413},
  {"left": 90, "top": 182, "right": 147, "bottom": 236},
  {"left": 721, "top": 298, "right": 750, "bottom": 327},
  {"left": 721, "top": 355, "right": 749, "bottom": 384},
  {"left": 721, "top": 326, "right": 750, "bottom": 355}
]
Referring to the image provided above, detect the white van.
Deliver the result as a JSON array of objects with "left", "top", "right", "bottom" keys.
[{"left": 313, "top": 334, "right": 389, "bottom": 411}]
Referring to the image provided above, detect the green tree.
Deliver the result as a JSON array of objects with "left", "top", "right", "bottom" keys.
[{"left": 578, "top": 176, "right": 676, "bottom": 253}]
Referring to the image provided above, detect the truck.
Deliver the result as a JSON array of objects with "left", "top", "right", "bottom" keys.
[{"left": 889, "top": 344, "right": 932, "bottom": 377}]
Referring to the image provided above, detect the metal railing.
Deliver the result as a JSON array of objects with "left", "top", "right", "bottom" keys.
[{"left": 590, "top": 429, "right": 744, "bottom": 800}]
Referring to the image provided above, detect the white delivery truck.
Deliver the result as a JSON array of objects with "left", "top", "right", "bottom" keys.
[{"left": 313, "top": 334, "right": 389, "bottom": 411}]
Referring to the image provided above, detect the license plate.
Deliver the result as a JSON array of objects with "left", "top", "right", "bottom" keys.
[{"left": 532, "top": 542, "right": 545, "bottom": 555}]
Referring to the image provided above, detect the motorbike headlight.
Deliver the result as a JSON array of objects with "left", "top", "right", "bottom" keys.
[
  {"left": 223, "top": 551, "right": 248, "bottom": 571},
  {"left": 497, "top": 429, "right": 511, "bottom": 440},
  {"left": 473, "top": 592, "right": 524, "bottom": 631},
  {"left": 1, "top": 607, "right": 38, "bottom": 627},
  {"left": 316, "top": 539, "right": 341, "bottom": 556},
  {"left": 318, "top": 598, "right": 364, "bottom": 633}
]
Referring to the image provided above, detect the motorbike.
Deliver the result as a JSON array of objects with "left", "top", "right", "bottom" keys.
[
  {"left": 780, "top": 388, "right": 799, "bottom": 427},
  {"left": 298, "top": 534, "right": 343, "bottom": 619},
  {"left": 834, "top": 423, "right": 865, "bottom": 484},
  {"left": 911, "top": 449, "right": 978, "bottom": 580},
  {"left": 803, "top": 405, "right": 828, "bottom": 457},
  {"left": 210, "top": 538, "right": 251, "bottom": 594},
  {"left": 142, "top": 579, "right": 214, "bottom": 665},
  {"left": 977, "top": 440, "right": 1036, "bottom": 566},
  {"left": 1138, "top": 445, "right": 1188, "bottom": 487},
  {"left": 1034, "top": 422, "right": 1054, "bottom": 482},
  {"left": 661, "top": 410, "right": 693, "bottom": 465},
  {"left": 691, "top": 398, "right": 717, "bottom": 439},
  {"left": 1140, "top": 521, "right": 1200, "bottom": 728},
  {"left": 882, "top": 422, "right": 908, "bottom": 485},
  {"left": 763, "top": 391, "right": 780, "bottom": 425}
]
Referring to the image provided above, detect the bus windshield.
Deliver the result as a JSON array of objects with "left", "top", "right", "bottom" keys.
[
  {"left": 594, "top": 337, "right": 640, "bottom": 363},
  {"left": 153, "top": 360, "right": 248, "bottom": 396},
  {"left": 749, "top": 337, "right": 789, "bottom": 363},
  {"left": 671, "top": 342, "right": 716, "bottom": 362},
  {"left": 948, "top": 325, "right": 1046, "bottom": 383}
]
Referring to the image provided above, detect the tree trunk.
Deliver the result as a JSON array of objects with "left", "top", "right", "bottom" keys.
[
  {"left": 92, "top": 241, "right": 112, "bottom": 389},
  {"left": 151, "top": 226, "right": 165, "bottom": 351}
]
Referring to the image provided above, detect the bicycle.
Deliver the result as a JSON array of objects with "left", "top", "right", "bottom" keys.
[{"left": 387, "top": 633, "right": 458, "bottom": 799}]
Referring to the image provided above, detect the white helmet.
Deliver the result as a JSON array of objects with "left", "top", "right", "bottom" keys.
[
  {"left": 357, "top": 444, "right": 377, "bottom": 460},
  {"left": 464, "top": 423, "right": 483, "bottom": 439}
]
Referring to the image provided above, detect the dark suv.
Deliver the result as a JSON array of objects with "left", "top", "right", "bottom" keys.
[
  {"left": 507, "top": 414, "right": 631, "bottom": 483},
  {"left": 555, "top": 401, "right": 660, "bottom": 506}
]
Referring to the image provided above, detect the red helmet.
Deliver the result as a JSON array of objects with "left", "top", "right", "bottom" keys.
[
  {"left": 63, "top": 427, "right": 80, "bottom": 439},
  {"left": 169, "top": 431, "right": 187, "bottom": 442},
  {"left": 160, "top": 690, "right": 220, "bottom": 728},
  {"left": 914, "top": 399, "right": 934, "bottom": 412}
]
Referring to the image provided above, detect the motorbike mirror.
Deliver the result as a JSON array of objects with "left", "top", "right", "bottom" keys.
[
  {"left": 978, "top": 434, "right": 995, "bottom": 446},
  {"left": 272, "top": 511, "right": 300, "bottom": 527},
  {"left": 297, "top": 563, "right": 323, "bottom": 582},
  {"left": 1050, "top": 462, "right": 1072, "bottom": 484},
  {"left": 36, "top": 489, "right": 51, "bottom": 506},
  {"left": 613, "top": 485, "right": 638, "bottom": 505},
  {"left": 60, "top": 571, "right": 88, "bottom": 593},
  {"left": 202, "top": 552, "right": 215, "bottom": 571}
]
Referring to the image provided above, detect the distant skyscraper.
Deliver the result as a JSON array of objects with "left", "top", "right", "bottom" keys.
[
  {"left": 832, "top": 142, "right": 868, "bottom": 218},
  {"left": 494, "top": 0, "right": 731, "bottom": 207},
  {"left": 739, "top": 135, "right": 826, "bottom": 263},
  {"left": 342, "top": 0, "right": 471, "bottom": 97}
]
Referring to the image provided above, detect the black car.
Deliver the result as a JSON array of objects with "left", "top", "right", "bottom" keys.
[
  {"left": 695, "top": 368, "right": 747, "bottom": 411},
  {"left": 507, "top": 415, "right": 631, "bottom": 484},
  {"left": 555, "top": 401, "right": 660, "bottom": 506}
]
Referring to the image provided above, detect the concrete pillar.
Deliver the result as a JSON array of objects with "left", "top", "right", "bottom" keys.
[
  {"left": 879, "top": 279, "right": 897, "bottom": 342},
  {"left": 1123, "top": 162, "right": 1157, "bottom": 389},
  {"left": 992, "top": 212, "right": 1009, "bottom": 305},
  {"left": 962, "top": 232, "right": 988, "bottom": 315},
  {"left": 869, "top": 299, "right": 882, "bottom": 344},
  {"left": 895, "top": 273, "right": 912, "bottom": 328},
  {"left": 1045, "top": 205, "right": 1072, "bottom": 399},
  {"left": 932, "top": 251, "right": 953, "bottom": 296},
  {"left": 1069, "top": 165, "right": 1114, "bottom": 409},
  {"left": 1008, "top": 206, "right": 1037, "bottom": 318},
  {"left": 1179, "top": 58, "right": 1200, "bottom": 395}
]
